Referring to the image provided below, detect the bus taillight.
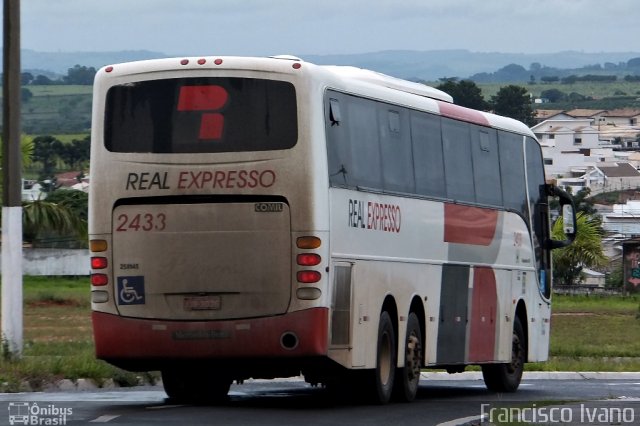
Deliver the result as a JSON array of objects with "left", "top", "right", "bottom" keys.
[
  {"left": 296, "top": 236, "right": 321, "bottom": 249},
  {"left": 91, "top": 274, "right": 108, "bottom": 286},
  {"left": 297, "top": 271, "right": 321, "bottom": 284},
  {"left": 91, "top": 257, "right": 108, "bottom": 269},
  {"left": 297, "top": 254, "right": 321, "bottom": 266},
  {"left": 90, "top": 239, "right": 108, "bottom": 252}
]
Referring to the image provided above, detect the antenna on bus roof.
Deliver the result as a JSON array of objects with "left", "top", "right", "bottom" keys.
[{"left": 323, "top": 65, "right": 453, "bottom": 103}]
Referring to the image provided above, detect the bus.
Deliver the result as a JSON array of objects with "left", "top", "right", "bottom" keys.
[{"left": 89, "top": 55, "right": 576, "bottom": 404}]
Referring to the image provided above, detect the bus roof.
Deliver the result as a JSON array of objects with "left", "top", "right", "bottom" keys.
[{"left": 96, "top": 55, "right": 535, "bottom": 138}]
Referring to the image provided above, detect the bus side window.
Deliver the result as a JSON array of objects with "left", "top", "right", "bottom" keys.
[
  {"left": 380, "top": 109, "right": 415, "bottom": 194},
  {"left": 326, "top": 96, "right": 350, "bottom": 187},
  {"left": 498, "top": 131, "right": 526, "bottom": 216},
  {"left": 442, "top": 118, "right": 475, "bottom": 203},
  {"left": 471, "top": 127, "right": 502, "bottom": 206},
  {"left": 346, "top": 99, "right": 382, "bottom": 189},
  {"left": 411, "top": 112, "right": 445, "bottom": 198}
]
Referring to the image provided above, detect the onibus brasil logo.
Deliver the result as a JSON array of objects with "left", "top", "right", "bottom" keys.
[{"left": 8, "top": 402, "right": 72, "bottom": 425}]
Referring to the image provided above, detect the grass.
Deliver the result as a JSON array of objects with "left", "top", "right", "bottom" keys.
[
  {"left": 0, "top": 276, "right": 152, "bottom": 392},
  {"left": 0, "top": 279, "right": 638, "bottom": 392}
]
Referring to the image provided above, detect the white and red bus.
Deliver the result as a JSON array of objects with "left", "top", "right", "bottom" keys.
[{"left": 89, "top": 56, "right": 575, "bottom": 403}]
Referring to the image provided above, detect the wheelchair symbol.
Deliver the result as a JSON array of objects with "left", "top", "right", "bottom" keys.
[{"left": 117, "top": 276, "right": 145, "bottom": 305}]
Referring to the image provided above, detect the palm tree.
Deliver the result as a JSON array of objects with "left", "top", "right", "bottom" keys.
[
  {"left": 2, "top": 134, "right": 86, "bottom": 246},
  {"left": 552, "top": 212, "right": 608, "bottom": 286},
  {"left": 22, "top": 197, "right": 87, "bottom": 246}
]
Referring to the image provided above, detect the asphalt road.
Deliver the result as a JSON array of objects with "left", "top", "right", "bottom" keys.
[{"left": 0, "top": 373, "right": 638, "bottom": 426}]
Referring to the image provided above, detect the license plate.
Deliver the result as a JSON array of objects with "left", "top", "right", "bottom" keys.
[{"left": 183, "top": 295, "right": 221, "bottom": 311}]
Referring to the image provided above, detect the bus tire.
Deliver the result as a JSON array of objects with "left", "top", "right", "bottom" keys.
[
  {"left": 363, "top": 311, "right": 396, "bottom": 404},
  {"left": 393, "top": 312, "right": 422, "bottom": 402},
  {"left": 161, "top": 368, "right": 231, "bottom": 403},
  {"left": 481, "top": 316, "right": 525, "bottom": 393}
]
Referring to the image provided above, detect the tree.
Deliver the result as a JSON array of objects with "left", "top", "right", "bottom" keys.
[
  {"left": 59, "top": 136, "right": 90, "bottom": 169},
  {"left": 21, "top": 72, "right": 33, "bottom": 85},
  {"left": 63, "top": 64, "right": 96, "bottom": 85},
  {"left": 436, "top": 80, "right": 489, "bottom": 110},
  {"left": 552, "top": 213, "right": 607, "bottom": 286},
  {"left": 540, "top": 88, "right": 567, "bottom": 103},
  {"left": 32, "top": 74, "right": 53, "bottom": 85},
  {"left": 490, "top": 85, "right": 535, "bottom": 126},
  {"left": 32, "top": 135, "right": 64, "bottom": 180},
  {"left": 21, "top": 87, "right": 33, "bottom": 103},
  {"left": 45, "top": 188, "right": 88, "bottom": 222},
  {"left": 0, "top": 134, "right": 34, "bottom": 170},
  {"left": 22, "top": 196, "right": 87, "bottom": 247}
]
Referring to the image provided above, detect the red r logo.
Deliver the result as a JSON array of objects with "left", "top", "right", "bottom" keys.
[{"left": 177, "top": 85, "right": 229, "bottom": 140}]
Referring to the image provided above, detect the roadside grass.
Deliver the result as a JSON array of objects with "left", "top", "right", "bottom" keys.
[
  {"left": 0, "top": 279, "right": 638, "bottom": 391},
  {"left": 0, "top": 276, "right": 152, "bottom": 392}
]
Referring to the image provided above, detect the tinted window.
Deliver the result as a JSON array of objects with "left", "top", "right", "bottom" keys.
[
  {"left": 380, "top": 109, "right": 414, "bottom": 193},
  {"left": 411, "top": 112, "right": 445, "bottom": 198},
  {"left": 105, "top": 77, "right": 297, "bottom": 153},
  {"left": 471, "top": 127, "right": 502, "bottom": 206},
  {"left": 442, "top": 118, "right": 475, "bottom": 203},
  {"left": 499, "top": 132, "right": 526, "bottom": 215},
  {"left": 346, "top": 99, "right": 382, "bottom": 188}
]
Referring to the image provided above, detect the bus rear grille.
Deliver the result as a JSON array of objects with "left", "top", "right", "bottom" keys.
[{"left": 331, "top": 264, "right": 352, "bottom": 346}]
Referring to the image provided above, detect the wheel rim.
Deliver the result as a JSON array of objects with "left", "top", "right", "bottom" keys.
[
  {"left": 507, "top": 330, "right": 523, "bottom": 375},
  {"left": 406, "top": 333, "right": 422, "bottom": 381}
]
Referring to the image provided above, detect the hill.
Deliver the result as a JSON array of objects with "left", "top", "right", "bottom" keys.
[{"left": 15, "top": 48, "right": 640, "bottom": 82}]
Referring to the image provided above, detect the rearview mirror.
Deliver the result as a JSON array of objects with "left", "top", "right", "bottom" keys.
[
  {"left": 546, "top": 184, "right": 577, "bottom": 249},
  {"left": 562, "top": 204, "right": 575, "bottom": 235}
]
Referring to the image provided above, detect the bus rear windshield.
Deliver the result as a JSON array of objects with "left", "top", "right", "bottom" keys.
[{"left": 104, "top": 77, "right": 298, "bottom": 153}]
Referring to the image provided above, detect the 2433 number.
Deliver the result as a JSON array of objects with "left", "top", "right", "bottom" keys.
[{"left": 116, "top": 213, "right": 166, "bottom": 232}]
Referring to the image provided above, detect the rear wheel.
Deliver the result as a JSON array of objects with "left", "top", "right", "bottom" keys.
[
  {"left": 393, "top": 312, "right": 422, "bottom": 402},
  {"left": 161, "top": 368, "right": 232, "bottom": 403},
  {"left": 481, "top": 316, "right": 525, "bottom": 392},
  {"left": 362, "top": 311, "right": 396, "bottom": 404}
]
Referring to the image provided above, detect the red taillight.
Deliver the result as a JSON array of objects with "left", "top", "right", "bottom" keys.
[
  {"left": 214, "top": 58, "right": 223, "bottom": 65},
  {"left": 105, "top": 66, "right": 113, "bottom": 73},
  {"left": 297, "top": 270, "right": 321, "bottom": 283},
  {"left": 91, "top": 257, "right": 108, "bottom": 269},
  {"left": 197, "top": 58, "right": 206, "bottom": 65},
  {"left": 297, "top": 254, "right": 321, "bottom": 266},
  {"left": 180, "top": 59, "right": 189, "bottom": 65},
  {"left": 91, "top": 274, "right": 108, "bottom": 286}
]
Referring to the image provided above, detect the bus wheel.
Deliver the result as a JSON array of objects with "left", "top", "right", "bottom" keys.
[
  {"left": 481, "top": 316, "right": 525, "bottom": 392},
  {"left": 393, "top": 312, "right": 422, "bottom": 402},
  {"left": 161, "top": 368, "right": 231, "bottom": 403},
  {"left": 364, "top": 311, "right": 396, "bottom": 404}
]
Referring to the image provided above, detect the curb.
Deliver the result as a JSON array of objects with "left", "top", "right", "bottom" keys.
[
  {"left": 419, "top": 371, "right": 640, "bottom": 380},
  {"left": 6, "top": 372, "right": 640, "bottom": 393}
]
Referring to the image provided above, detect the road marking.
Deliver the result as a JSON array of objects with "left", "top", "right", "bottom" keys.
[
  {"left": 147, "top": 404, "right": 185, "bottom": 410},
  {"left": 90, "top": 414, "right": 121, "bottom": 423},
  {"left": 436, "top": 415, "right": 485, "bottom": 426}
]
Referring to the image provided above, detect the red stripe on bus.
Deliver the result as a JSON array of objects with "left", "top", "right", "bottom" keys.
[
  {"left": 437, "top": 101, "right": 490, "bottom": 126},
  {"left": 177, "top": 85, "right": 228, "bottom": 111},
  {"left": 468, "top": 267, "right": 498, "bottom": 362},
  {"left": 93, "top": 308, "right": 328, "bottom": 360},
  {"left": 444, "top": 204, "right": 498, "bottom": 246}
]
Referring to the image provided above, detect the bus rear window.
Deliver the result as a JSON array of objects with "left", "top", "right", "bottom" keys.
[{"left": 104, "top": 77, "right": 297, "bottom": 153}]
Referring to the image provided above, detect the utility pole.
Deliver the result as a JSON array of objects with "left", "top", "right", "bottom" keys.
[{"left": 2, "top": 0, "right": 23, "bottom": 357}]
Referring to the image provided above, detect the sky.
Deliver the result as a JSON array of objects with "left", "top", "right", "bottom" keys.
[{"left": 18, "top": 0, "right": 640, "bottom": 56}]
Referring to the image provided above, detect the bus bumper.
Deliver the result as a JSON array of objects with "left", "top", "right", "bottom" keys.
[{"left": 92, "top": 308, "right": 329, "bottom": 362}]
